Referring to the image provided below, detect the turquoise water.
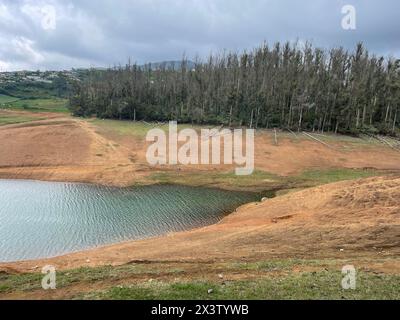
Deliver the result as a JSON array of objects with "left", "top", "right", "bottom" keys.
[{"left": 0, "top": 180, "right": 258, "bottom": 262}]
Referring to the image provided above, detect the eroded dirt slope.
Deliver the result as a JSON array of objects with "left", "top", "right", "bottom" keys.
[
  {"left": 1, "top": 113, "right": 400, "bottom": 186},
  {"left": 0, "top": 117, "right": 146, "bottom": 186}
]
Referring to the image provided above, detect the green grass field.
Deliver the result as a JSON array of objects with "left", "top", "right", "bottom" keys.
[
  {"left": 0, "top": 96, "right": 69, "bottom": 113},
  {"left": 293, "top": 168, "right": 383, "bottom": 185},
  {"left": 0, "top": 94, "right": 20, "bottom": 104},
  {"left": 90, "top": 119, "right": 168, "bottom": 137},
  {"left": 91, "top": 119, "right": 216, "bottom": 138},
  {"left": 150, "top": 170, "right": 281, "bottom": 190},
  {"left": 148, "top": 167, "right": 384, "bottom": 193}
]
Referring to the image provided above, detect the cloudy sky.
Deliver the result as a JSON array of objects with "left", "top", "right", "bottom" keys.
[{"left": 0, "top": 0, "right": 399, "bottom": 71}]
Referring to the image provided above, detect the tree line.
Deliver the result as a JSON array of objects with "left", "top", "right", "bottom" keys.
[{"left": 69, "top": 41, "right": 400, "bottom": 135}]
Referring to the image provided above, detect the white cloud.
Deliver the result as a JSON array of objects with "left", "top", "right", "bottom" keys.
[
  {"left": 12, "top": 37, "right": 44, "bottom": 64},
  {"left": 0, "top": 59, "right": 10, "bottom": 71},
  {"left": 0, "top": 3, "right": 12, "bottom": 21}
]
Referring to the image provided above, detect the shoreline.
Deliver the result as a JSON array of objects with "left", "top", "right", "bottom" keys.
[
  {"left": 0, "top": 177, "right": 262, "bottom": 270},
  {"left": 1, "top": 175, "right": 400, "bottom": 274},
  {"left": 0, "top": 202, "right": 259, "bottom": 273},
  {"left": 0, "top": 173, "right": 269, "bottom": 192}
]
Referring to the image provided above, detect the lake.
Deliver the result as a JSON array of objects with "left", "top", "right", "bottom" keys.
[{"left": 0, "top": 180, "right": 258, "bottom": 262}]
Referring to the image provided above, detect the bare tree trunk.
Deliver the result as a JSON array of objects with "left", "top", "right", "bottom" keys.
[
  {"left": 229, "top": 104, "right": 233, "bottom": 127},
  {"left": 385, "top": 104, "right": 390, "bottom": 123},
  {"left": 249, "top": 109, "right": 254, "bottom": 129},
  {"left": 370, "top": 96, "right": 377, "bottom": 125},
  {"left": 362, "top": 105, "right": 367, "bottom": 126},
  {"left": 255, "top": 107, "right": 261, "bottom": 129}
]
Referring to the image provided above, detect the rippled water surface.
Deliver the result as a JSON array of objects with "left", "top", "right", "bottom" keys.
[{"left": 0, "top": 180, "right": 258, "bottom": 262}]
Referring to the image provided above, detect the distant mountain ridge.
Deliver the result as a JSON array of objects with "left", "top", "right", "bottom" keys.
[{"left": 143, "top": 60, "right": 196, "bottom": 71}]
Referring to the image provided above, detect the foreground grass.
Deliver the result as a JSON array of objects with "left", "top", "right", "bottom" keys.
[
  {"left": 95, "top": 272, "right": 400, "bottom": 300},
  {"left": 1, "top": 259, "right": 399, "bottom": 300}
]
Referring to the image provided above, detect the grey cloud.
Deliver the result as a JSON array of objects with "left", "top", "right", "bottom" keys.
[{"left": 0, "top": 0, "right": 399, "bottom": 71}]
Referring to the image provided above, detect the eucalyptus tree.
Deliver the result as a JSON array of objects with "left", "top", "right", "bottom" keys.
[{"left": 69, "top": 41, "right": 400, "bottom": 136}]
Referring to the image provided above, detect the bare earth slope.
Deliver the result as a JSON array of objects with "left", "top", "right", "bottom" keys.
[
  {"left": 0, "top": 117, "right": 144, "bottom": 186},
  {"left": 2, "top": 175, "right": 399, "bottom": 272},
  {"left": 1, "top": 114, "right": 400, "bottom": 187}
]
